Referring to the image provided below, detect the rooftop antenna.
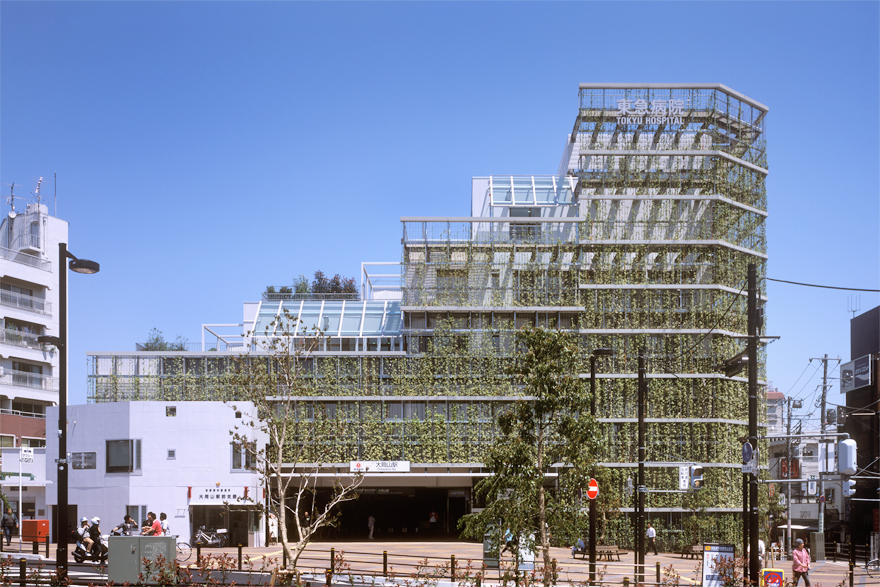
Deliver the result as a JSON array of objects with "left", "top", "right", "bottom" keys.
[
  {"left": 33, "top": 177, "right": 43, "bottom": 207},
  {"left": 847, "top": 295, "right": 860, "bottom": 319},
  {"left": 4, "top": 182, "right": 22, "bottom": 214}
]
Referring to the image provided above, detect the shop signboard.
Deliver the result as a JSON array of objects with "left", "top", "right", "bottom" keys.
[
  {"left": 841, "top": 355, "right": 872, "bottom": 393},
  {"left": 189, "top": 486, "right": 252, "bottom": 505}
]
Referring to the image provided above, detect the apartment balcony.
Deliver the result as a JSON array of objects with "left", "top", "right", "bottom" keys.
[
  {"left": 0, "top": 328, "right": 47, "bottom": 351},
  {"left": 0, "top": 246, "right": 51, "bottom": 271},
  {"left": 0, "top": 289, "right": 52, "bottom": 316},
  {"left": 0, "top": 368, "right": 57, "bottom": 391}
]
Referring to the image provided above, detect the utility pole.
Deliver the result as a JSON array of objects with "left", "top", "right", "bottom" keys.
[
  {"left": 810, "top": 354, "right": 840, "bottom": 547},
  {"left": 786, "top": 397, "right": 793, "bottom": 556},
  {"left": 748, "top": 263, "right": 760, "bottom": 584}
]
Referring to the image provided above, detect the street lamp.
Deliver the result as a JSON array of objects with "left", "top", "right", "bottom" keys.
[
  {"left": 589, "top": 347, "right": 613, "bottom": 585},
  {"left": 38, "top": 242, "right": 99, "bottom": 577}
]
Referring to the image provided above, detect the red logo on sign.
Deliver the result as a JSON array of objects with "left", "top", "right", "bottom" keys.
[{"left": 587, "top": 478, "right": 599, "bottom": 500}]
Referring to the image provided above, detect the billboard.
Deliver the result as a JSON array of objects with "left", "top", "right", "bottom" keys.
[{"left": 841, "top": 355, "right": 872, "bottom": 393}]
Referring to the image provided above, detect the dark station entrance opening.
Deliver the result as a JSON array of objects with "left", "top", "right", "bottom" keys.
[{"left": 293, "top": 487, "right": 470, "bottom": 542}]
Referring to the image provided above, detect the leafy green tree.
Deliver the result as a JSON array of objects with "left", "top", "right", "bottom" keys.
[
  {"left": 141, "top": 328, "right": 188, "bottom": 351},
  {"left": 460, "top": 326, "right": 599, "bottom": 587}
]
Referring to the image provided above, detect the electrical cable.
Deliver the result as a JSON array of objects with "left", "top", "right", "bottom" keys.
[{"left": 767, "top": 277, "right": 879, "bottom": 293}]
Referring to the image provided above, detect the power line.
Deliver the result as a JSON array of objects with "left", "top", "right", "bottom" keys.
[{"left": 767, "top": 277, "right": 880, "bottom": 293}]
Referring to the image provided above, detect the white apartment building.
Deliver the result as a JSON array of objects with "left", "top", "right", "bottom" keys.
[
  {"left": 1, "top": 198, "right": 67, "bottom": 517},
  {"left": 45, "top": 401, "right": 267, "bottom": 546}
]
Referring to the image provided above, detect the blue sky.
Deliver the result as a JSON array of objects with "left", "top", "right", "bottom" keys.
[{"left": 2, "top": 2, "right": 878, "bottom": 418}]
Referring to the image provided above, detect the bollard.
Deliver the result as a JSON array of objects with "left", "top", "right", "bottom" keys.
[
  {"left": 849, "top": 562, "right": 853, "bottom": 587},
  {"left": 325, "top": 568, "right": 333, "bottom": 587},
  {"left": 451, "top": 554, "right": 456, "bottom": 580},
  {"left": 196, "top": 545, "right": 202, "bottom": 565},
  {"left": 238, "top": 544, "right": 243, "bottom": 571},
  {"left": 624, "top": 577, "right": 630, "bottom": 587},
  {"left": 19, "top": 557, "right": 27, "bottom": 587},
  {"left": 46, "top": 535, "right": 50, "bottom": 558},
  {"left": 32, "top": 541, "right": 38, "bottom": 555},
  {"left": 383, "top": 551, "right": 388, "bottom": 576},
  {"left": 656, "top": 561, "right": 661, "bottom": 586},
  {"left": 331, "top": 547, "right": 336, "bottom": 573},
  {"left": 833, "top": 542, "right": 837, "bottom": 563}
]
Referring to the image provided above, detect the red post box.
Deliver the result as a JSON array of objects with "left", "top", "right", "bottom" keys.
[{"left": 21, "top": 519, "right": 49, "bottom": 542}]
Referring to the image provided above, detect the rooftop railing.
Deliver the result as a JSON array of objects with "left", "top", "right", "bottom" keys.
[
  {"left": 0, "top": 407, "right": 47, "bottom": 419},
  {"left": 262, "top": 292, "right": 360, "bottom": 302},
  {"left": 402, "top": 217, "right": 582, "bottom": 246}
]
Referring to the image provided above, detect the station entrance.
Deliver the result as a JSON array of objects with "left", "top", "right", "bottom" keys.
[{"left": 295, "top": 487, "right": 470, "bottom": 541}]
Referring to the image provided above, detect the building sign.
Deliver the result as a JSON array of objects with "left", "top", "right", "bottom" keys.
[
  {"left": 20, "top": 447, "right": 33, "bottom": 463},
  {"left": 701, "top": 544, "right": 736, "bottom": 587},
  {"left": 71, "top": 452, "right": 97, "bottom": 470},
  {"left": 349, "top": 461, "right": 410, "bottom": 473},
  {"left": 616, "top": 99, "right": 686, "bottom": 126},
  {"left": 189, "top": 486, "right": 251, "bottom": 505},
  {"left": 841, "top": 355, "right": 872, "bottom": 393}
]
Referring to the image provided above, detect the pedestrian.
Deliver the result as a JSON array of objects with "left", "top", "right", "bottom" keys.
[
  {"left": 268, "top": 513, "right": 278, "bottom": 545},
  {"left": 646, "top": 523, "right": 658, "bottom": 555},
  {"left": 159, "top": 512, "right": 170, "bottom": 536},
  {"left": 792, "top": 538, "right": 811, "bottom": 587},
  {"left": 2, "top": 507, "right": 19, "bottom": 546},
  {"left": 367, "top": 515, "right": 376, "bottom": 540}
]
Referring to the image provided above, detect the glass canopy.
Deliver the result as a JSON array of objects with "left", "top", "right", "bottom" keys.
[
  {"left": 251, "top": 300, "right": 402, "bottom": 338},
  {"left": 489, "top": 175, "right": 575, "bottom": 206}
]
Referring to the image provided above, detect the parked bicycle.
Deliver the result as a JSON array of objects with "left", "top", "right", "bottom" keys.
[
  {"left": 192, "top": 526, "right": 227, "bottom": 548},
  {"left": 170, "top": 535, "right": 192, "bottom": 562},
  {"left": 866, "top": 558, "right": 879, "bottom": 577}
]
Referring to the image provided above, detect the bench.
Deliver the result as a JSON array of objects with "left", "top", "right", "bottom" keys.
[
  {"left": 679, "top": 545, "right": 702, "bottom": 559},
  {"left": 572, "top": 545, "right": 623, "bottom": 561}
]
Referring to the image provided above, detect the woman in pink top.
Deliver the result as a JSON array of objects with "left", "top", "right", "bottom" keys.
[{"left": 792, "top": 538, "right": 811, "bottom": 586}]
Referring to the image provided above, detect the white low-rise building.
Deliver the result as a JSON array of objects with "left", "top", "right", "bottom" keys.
[{"left": 46, "top": 401, "right": 266, "bottom": 546}]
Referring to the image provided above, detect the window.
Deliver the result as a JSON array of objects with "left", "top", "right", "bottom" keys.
[
  {"left": 231, "top": 442, "right": 253, "bottom": 470},
  {"left": 21, "top": 438, "right": 45, "bottom": 447},
  {"left": 127, "top": 505, "right": 147, "bottom": 527},
  {"left": 0, "top": 435, "right": 13, "bottom": 448},
  {"left": 168, "top": 450, "right": 176, "bottom": 460},
  {"left": 106, "top": 439, "right": 142, "bottom": 473},
  {"left": 166, "top": 406, "right": 176, "bottom": 417}
]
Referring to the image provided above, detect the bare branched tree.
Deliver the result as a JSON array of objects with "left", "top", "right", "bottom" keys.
[{"left": 230, "top": 310, "right": 364, "bottom": 568}]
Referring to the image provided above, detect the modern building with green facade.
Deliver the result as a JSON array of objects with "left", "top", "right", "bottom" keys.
[{"left": 88, "top": 84, "right": 769, "bottom": 546}]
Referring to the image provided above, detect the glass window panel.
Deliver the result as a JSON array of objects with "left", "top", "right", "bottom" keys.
[
  {"left": 534, "top": 177, "right": 557, "bottom": 204},
  {"left": 298, "top": 302, "right": 323, "bottom": 334},
  {"left": 138, "top": 357, "right": 159, "bottom": 376},
  {"left": 491, "top": 177, "right": 513, "bottom": 204},
  {"left": 362, "top": 302, "right": 385, "bottom": 335},
  {"left": 275, "top": 301, "right": 301, "bottom": 333},
  {"left": 254, "top": 302, "right": 281, "bottom": 334},
  {"left": 322, "top": 302, "right": 343, "bottom": 334},
  {"left": 384, "top": 303, "right": 402, "bottom": 334},
  {"left": 513, "top": 177, "right": 534, "bottom": 204},
  {"left": 341, "top": 302, "right": 363, "bottom": 335}
]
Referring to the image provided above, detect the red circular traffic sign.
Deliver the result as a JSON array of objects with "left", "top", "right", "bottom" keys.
[{"left": 587, "top": 478, "right": 599, "bottom": 500}]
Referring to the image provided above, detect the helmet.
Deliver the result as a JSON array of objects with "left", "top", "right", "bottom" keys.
[
  {"left": 795, "top": 538, "right": 804, "bottom": 545},
  {"left": 91, "top": 517, "right": 100, "bottom": 525},
  {"left": 81, "top": 517, "right": 88, "bottom": 523}
]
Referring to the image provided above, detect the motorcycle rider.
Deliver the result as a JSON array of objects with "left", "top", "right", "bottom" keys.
[
  {"left": 88, "top": 517, "right": 105, "bottom": 556},
  {"left": 77, "top": 517, "right": 93, "bottom": 553}
]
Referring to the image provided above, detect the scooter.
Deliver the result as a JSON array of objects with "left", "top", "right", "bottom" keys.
[{"left": 73, "top": 534, "right": 108, "bottom": 563}]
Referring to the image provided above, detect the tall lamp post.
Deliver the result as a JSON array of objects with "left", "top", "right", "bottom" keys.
[
  {"left": 589, "top": 347, "right": 613, "bottom": 585},
  {"left": 38, "top": 242, "right": 99, "bottom": 577}
]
